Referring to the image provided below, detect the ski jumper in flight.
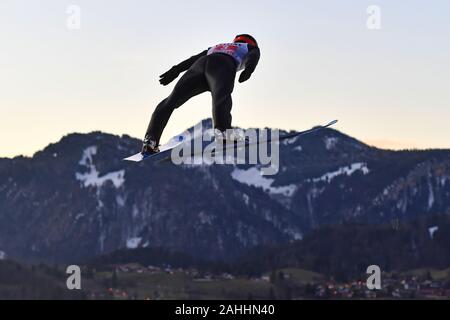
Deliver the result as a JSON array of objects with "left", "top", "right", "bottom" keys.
[{"left": 142, "top": 34, "right": 261, "bottom": 154}]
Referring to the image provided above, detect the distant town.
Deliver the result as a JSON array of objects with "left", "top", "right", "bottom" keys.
[{"left": 87, "top": 263, "right": 450, "bottom": 300}]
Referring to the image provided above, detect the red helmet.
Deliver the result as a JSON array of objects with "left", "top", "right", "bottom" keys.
[{"left": 233, "top": 34, "right": 258, "bottom": 47}]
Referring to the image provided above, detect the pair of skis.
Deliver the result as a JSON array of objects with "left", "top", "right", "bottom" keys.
[{"left": 124, "top": 120, "right": 338, "bottom": 163}]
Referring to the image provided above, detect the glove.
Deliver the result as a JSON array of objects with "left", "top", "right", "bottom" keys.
[
  {"left": 159, "top": 67, "right": 180, "bottom": 86},
  {"left": 238, "top": 70, "right": 252, "bottom": 83}
]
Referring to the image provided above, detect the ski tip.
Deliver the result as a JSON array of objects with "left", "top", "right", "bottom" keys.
[
  {"left": 123, "top": 153, "right": 145, "bottom": 162},
  {"left": 123, "top": 158, "right": 140, "bottom": 162},
  {"left": 326, "top": 120, "right": 339, "bottom": 127},
  {"left": 321, "top": 120, "right": 339, "bottom": 129}
]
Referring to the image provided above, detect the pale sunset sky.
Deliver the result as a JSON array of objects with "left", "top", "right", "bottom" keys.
[{"left": 1, "top": 0, "right": 449, "bottom": 157}]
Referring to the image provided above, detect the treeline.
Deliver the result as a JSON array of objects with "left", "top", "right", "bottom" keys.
[
  {"left": 88, "top": 247, "right": 231, "bottom": 274},
  {"left": 235, "top": 214, "right": 450, "bottom": 280},
  {"left": 85, "top": 214, "right": 450, "bottom": 282}
]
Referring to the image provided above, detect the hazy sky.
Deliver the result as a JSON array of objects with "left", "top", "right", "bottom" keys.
[{"left": 1, "top": 0, "right": 449, "bottom": 157}]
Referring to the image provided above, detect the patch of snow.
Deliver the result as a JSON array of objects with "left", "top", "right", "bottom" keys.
[
  {"left": 0, "top": 251, "right": 5, "bottom": 260},
  {"left": 324, "top": 137, "right": 338, "bottom": 150},
  {"left": 96, "top": 196, "right": 104, "bottom": 209},
  {"left": 396, "top": 193, "right": 407, "bottom": 214},
  {"left": 293, "top": 233, "right": 303, "bottom": 240},
  {"left": 242, "top": 194, "right": 250, "bottom": 206},
  {"left": 53, "top": 153, "right": 58, "bottom": 158},
  {"left": 76, "top": 169, "right": 125, "bottom": 189},
  {"left": 294, "top": 145, "right": 303, "bottom": 152},
  {"left": 312, "top": 163, "right": 370, "bottom": 183},
  {"left": 132, "top": 205, "right": 140, "bottom": 219},
  {"left": 74, "top": 213, "right": 85, "bottom": 222},
  {"left": 270, "top": 184, "right": 297, "bottom": 197},
  {"left": 285, "top": 230, "right": 303, "bottom": 241},
  {"left": 429, "top": 226, "right": 439, "bottom": 239},
  {"left": 126, "top": 237, "right": 142, "bottom": 249},
  {"left": 428, "top": 178, "right": 435, "bottom": 210},
  {"left": 231, "top": 167, "right": 297, "bottom": 197},
  {"left": 75, "top": 146, "right": 125, "bottom": 189},
  {"left": 116, "top": 195, "right": 126, "bottom": 207},
  {"left": 232, "top": 168, "right": 274, "bottom": 189},
  {"left": 235, "top": 222, "right": 250, "bottom": 246},
  {"left": 283, "top": 137, "right": 299, "bottom": 145},
  {"left": 79, "top": 146, "right": 97, "bottom": 166},
  {"left": 198, "top": 211, "right": 213, "bottom": 225}
]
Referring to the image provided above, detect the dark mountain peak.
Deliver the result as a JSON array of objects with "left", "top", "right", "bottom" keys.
[{"left": 33, "top": 131, "right": 140, "bottom": 167}]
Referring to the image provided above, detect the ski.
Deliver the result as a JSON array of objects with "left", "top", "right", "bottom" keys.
[{"left": 123, "top": 120, "right": 338, "bottom": 163}]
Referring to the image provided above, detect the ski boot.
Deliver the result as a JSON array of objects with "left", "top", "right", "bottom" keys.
[{"left": 141, "top": 135, "right": 160, "bottom": 155}]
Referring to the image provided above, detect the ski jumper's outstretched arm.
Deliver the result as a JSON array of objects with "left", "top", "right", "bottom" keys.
[
  {"left": 239, "top": 45, "right": 261, "bottom": 83},
  {"left": 159, "top": 50, "right": 208, "bottom": 86}
]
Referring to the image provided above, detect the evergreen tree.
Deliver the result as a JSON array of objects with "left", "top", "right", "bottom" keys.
[
  {"left": 270, "top": 270, "right": 276, "bottom": 284},
  {"left": 111, "top": 268, "right": 118, "bottom": 288},
  {"left": 269, "top": 287, "right": 276, "bottom": 300}
]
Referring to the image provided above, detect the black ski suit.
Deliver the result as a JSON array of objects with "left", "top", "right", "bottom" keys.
[{"left": 145, "top": 43, "right": 261, "bottom": 145}]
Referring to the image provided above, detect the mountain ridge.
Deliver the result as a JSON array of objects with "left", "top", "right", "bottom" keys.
[
  {"left": 0, "top": 119, "right": 449, "bottom": 264},
  {"left": 3, "top": 119, "right": 442, "bottom": 161}
]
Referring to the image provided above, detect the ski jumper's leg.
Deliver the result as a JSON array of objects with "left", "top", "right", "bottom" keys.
[
  {"left": 145, "top": 57, "right": 208, "bottom": 145},
  {"left": 205, "top": 54, "right": 237, "bottom": 132}
]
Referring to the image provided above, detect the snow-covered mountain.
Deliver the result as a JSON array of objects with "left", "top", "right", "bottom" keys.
[{"left": 0, "top": 120, "right": 449, "bottom": 264}]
